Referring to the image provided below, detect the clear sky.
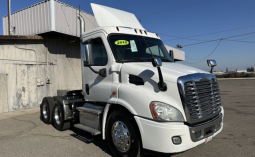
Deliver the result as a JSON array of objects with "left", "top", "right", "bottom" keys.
[{"left": 0, "top": 0, "right": 254, "bottom": 71}]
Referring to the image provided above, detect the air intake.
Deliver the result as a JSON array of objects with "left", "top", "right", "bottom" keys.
[{"left": 129, "top": 75, "right": 144, "bottom": 85}]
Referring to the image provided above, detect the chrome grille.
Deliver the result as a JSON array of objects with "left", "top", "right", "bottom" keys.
[
  {"left": 178, "top": 73, "right": 222, "bottom": 124},
  {"left": 185, "top": 79, "right": 221, "bottom": 119}
]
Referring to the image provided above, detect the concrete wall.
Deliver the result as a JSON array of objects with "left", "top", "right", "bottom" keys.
[
  {"left": 0, "top": 38, "right": 81, "bottom": 112},
  {"left": 0, "top": 74, "right": 8, "bottom": 113}
]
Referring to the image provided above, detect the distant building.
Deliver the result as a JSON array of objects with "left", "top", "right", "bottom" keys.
[
  {"left": 164, "top": 45, "right": 185, "bottom": 61},
  {"left": 237, "top": 70, "right": 247, "bottom": 73}
]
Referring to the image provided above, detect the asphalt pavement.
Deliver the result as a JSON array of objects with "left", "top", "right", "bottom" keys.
[{"left": 0, "top": 79, "right": 254, "bottom": 157}]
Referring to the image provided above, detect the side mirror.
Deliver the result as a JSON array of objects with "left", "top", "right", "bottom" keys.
[
  {"left": 152, "top": 57, "right": 162, "bottom": 67},
  {"left": 169, "top": 50, "right": 175, "bottom": 62},
  {"left": 83, "top": 44, "right": 94, "bottom": 66},
  {"left": 81, "top": 43, "right": 107, "bottom": 77},
  {"left": 151, "top": 57, "right": 167, "bottom": 91},
  {"left": 207, "top": 60, "right": 217, "bottom": 73}
]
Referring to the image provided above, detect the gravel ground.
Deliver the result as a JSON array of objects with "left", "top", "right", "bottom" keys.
[{"left": 0, "top": 79, "right": 254, "bottom": 157}]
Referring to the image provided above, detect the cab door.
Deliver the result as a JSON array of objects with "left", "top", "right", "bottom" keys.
[{"left": 81, "top": 33, "right": 112, "bottom": 102}]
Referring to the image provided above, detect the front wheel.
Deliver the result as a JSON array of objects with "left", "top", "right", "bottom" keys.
[{"left": 106, "top": 110, "right": 142, "bottom": 157}]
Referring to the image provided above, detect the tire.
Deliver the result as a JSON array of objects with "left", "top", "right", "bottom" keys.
[
  {"left": 52, "top": 100, "right": 70, "bottom": 131},
  {"left": 40, "top": 97, "right": 54, "bottom": 124},
  {"left": 106, "top": 110, "right": 142, "bottom": 157}
]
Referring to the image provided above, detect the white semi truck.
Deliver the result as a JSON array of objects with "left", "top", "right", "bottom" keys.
[{"left": 40, "top": 3, "right": 224, "bottom": 157}]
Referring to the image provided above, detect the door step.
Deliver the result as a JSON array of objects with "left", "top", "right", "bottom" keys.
[{"left": 74, "top": 124, "right": 101, "bottom": 136}]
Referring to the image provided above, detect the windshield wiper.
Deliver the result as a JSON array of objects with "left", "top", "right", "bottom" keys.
[
  {"left": 160, "top": 58, "right": 171, "bottom": 62},
  {"left": 130, "top": 57, "right": 146, "bottom": 62}
]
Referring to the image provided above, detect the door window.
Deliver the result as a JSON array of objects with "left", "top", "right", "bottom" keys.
[{"left": 90, "top": 38, "right": 108, "bottom": 66}]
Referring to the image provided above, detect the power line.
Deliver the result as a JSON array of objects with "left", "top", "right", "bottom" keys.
[
  {"left": 160, "top": 32, "right": 255, "bottom": 61},
  {"left": 182, "top": 32, "right": 255, "bottom": 47},
  {"left": 225, "top": 39, "right": 255, "bottom": 43},
  {"left": 161, "top": 33, "right": 255, "bottom": 44},
  {"left": 172, "top": 32, "right": 255, "bottom": 61},
  {"left": 231, "top": 35, "right": 255, "bottom": 41},
  {"left": 139, "top": 0, "right": 215, "bottom": 18},
  {"left": 183, "top": 39, "right": 222, "bottom": 64},
  {"left": 160, "top": 24, "right": 255, "bottom": 41},
  {"left": 160, "top": 34, "right": 203, "bottom": 41}
]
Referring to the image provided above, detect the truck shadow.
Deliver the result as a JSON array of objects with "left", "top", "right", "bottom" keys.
[
  {"left": 69, "top": 128, "right": 178, "bottom": 157},
  {"left": 70, "top": 127, "right": 113, "bottom": 156}
]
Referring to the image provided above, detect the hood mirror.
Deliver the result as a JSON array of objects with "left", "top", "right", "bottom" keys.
[
  {"left": 151, "top": 57, "right": 167, "bottom": 91},
  {"left": 169, "top": 50, "right": 175, "bottom": 62},
  {"left": 207, "top": 60, "right": 217, "bottom": 74},
  {"left": 152, "top": 57, "right": 162, "bottom": 67}
]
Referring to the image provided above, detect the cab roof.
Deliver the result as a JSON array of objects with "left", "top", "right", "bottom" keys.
[{"left": 82, "top": 26, "right": 160, "bottom": 42}]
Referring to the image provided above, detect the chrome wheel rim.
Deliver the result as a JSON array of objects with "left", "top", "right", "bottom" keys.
[
  {"left": 54, "top": 105, "right": 61, "bottom": 125},
  {"left": 111, "top": 121, "right": 131, "bottom": 152},
  {"left": 42, "top": 102, "right": 48, "bottom": 119}
]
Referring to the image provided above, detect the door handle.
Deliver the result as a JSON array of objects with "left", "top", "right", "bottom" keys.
[{"left": 85, "top": 84, "right": 89, "bottom": 95}]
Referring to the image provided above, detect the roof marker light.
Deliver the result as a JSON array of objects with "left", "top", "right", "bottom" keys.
[
  {"left": 116, "top": 27, "right": 119, "bottom": 31},
  {"left": 140, "top": 30, "right": 143, "bottom": 34},
  {"left": 134, "top": 29, "right": 137, "bottom": 33},
  {"left": 156, "top": 33, "right": 159, "bottom": 37},
  {"left": 144, "top": 30, "right": 147, "bottom": 35}
]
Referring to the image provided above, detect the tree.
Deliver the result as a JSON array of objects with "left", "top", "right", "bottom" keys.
[
  {"left": 226, "top": 68, "right": 228, "bottom": 73},
  {"left": 251, "top": 67, "right": 254, "bottom": 72},
  {"left": 247, "top": 67, "right": 254, "bottom": 72}
]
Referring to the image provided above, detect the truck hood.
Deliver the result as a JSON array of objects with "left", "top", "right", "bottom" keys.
[{"left": 121, "top": 62, "right": 207, "bottom": 83}]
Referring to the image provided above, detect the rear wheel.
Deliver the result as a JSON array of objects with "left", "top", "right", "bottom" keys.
[
  {"left": 52, "top": 100, "right": 70, "bottom": 131},
  {"left": 106, "top": 110, "right": 142, "bottom": 157},
  {"left": 40, "top": 97, "right": 54, "bottom": 124}
]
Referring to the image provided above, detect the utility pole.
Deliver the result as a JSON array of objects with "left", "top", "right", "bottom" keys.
[{"left": 7, "top": 0, "right": 11, "bottom": 35}]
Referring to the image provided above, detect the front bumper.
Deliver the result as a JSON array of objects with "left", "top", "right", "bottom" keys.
[{"left": 134, "top": 108, "right": 224, "bottom": 153}]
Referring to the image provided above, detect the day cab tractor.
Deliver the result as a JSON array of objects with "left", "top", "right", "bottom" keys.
[{"left": 40, "top": 3, "right": 224, "bottom": 157}]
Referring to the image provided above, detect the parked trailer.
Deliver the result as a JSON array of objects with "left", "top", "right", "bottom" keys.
[{"left": 40, "top": 3, "right": 224, "bottom": 157}]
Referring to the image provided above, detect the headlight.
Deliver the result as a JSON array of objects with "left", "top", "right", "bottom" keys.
[{"left": 150, "top": 102, "right": 184, "bottom": 122}]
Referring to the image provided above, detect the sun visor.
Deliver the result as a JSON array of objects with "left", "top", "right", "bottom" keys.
[{"left": 91, "top": 3, "right": 145, "bottom": 30}]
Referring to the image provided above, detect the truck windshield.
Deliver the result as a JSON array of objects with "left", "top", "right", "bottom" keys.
[{"left": 108, "top": 34, "right": 173, "bottom": 62}]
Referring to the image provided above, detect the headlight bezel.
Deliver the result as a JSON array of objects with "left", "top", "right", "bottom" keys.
[{"left": 149, "top": 101, "right": 184, "bottom": 122}]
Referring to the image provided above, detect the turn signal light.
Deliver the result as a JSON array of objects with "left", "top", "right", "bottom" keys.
[{"left": 112, "top": 91, "right": 117, "bottom": 96}]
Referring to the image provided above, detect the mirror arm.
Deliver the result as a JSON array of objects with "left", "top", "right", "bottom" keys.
[
  {"left": 157, "top": 67, "right": 167, "bottom": 91},
  {"left": 210, "top": 67, "right": 214, "bottom": 74},
  {"left": 88, "top": 66, "right": 107, "bottom": 77},
  {"left": 88, "top": 66, "right": 99, "bottom": 74}
]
